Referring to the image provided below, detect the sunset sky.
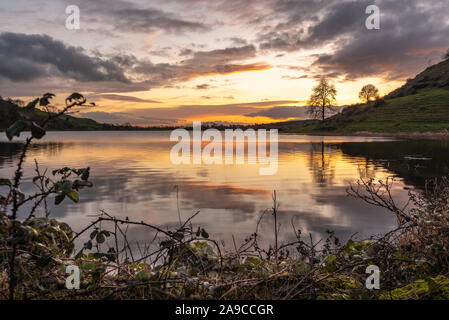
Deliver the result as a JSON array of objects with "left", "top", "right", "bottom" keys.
[{"left": 1, "top": 0, "right": 449, "bottom": 125}]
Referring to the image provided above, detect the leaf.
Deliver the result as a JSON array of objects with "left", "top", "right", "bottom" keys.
[
  {"left": 55, "top": 193, "right": 65, "bottom": 205},
  {"left": 17, "top": 190, "right": 25, "bottom": 203},
  {"left": 66, "top": 93, "right": 86, "bottom": 105},
  {"left": 31, "top": 122, "right": 46, "bottom": 139},
  {"left": 248, "top": 257, "right": 260, "bottom": 265},
  {"left": 75, "top": 249, "right": 84, "bottom": 259},
  {"left": 73, "top": 180, "right": 93, "bottom": 189},
  {"left": 40, "top": 93, "right": 55, "bottom": 106},
  {"left": 134, "top": 269, "right": 149, "bottom": 282},
  {"left": 39, "top": 97, "right": 51, "bottom": 107},
  {"left": 61, "top": 180, "right": 73, "bottom": 194},
  {"left": 54, "top": 181, "right": 63, "bottom": 192},
  {"left": 6, "top": 120, "right": 29, "bottom": 141},
  {"left": 96, "top": 233, "right": 105, "bottom": 244},
  {"left": 42, "top": 93, "right": 55, "bottom": 99},
  {"left": 80, "top": 167, "right": 90, "bottom": 181},
  {"left": 26, "top": 98, "right": 39, "bottom": 110},
  {"left": 201, "top": 228, "right": 209, "bottom": 239},
  {"left": 172, "top": 232, "right": 184, "bottom": 240},
  {"left": 66, "top": 190, "right": 79, "bottom": 203},
  {"left": 90, "top": 230, "right": 98, "bottom": 240},
  {"left": 105, "top": 253, "right": 115, "bottom": 262},
  {"left": 84, "top": 240, "right": 93, "bottom": 250},
  {"left": 0, "top": 179, "right": 12, "bottom": 187}
]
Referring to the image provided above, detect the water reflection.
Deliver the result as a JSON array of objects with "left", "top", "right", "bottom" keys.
[
  {"left": 1, "top": 132, "right": 447, "bottom": 251},
  {"left": 307, "top": 142, "right": 337, "bottom": 186}
]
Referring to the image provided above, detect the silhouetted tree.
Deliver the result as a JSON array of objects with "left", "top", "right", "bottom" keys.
[
  {"left": 359, "top": 84, "right": 379, "bottom": 103},
  {"left": 307, "top": 78, "right": 337, "bottom": 121},
  {"left": 444, "top": 49, "right": 449, "bottom": 60}
]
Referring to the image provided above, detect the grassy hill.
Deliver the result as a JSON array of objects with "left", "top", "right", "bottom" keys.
[{"left": 288, "top": 59, "right": 449, "bottom": 135}]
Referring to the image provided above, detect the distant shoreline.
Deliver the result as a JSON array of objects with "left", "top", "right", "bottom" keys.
[
  {"left": 2, "top": 129, "right": 449, "bottom": 140},
  {"left": 283, "top": 130, "right": 449, "bottom": 140}
]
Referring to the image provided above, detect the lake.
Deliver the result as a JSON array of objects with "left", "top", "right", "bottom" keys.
[{"left": 1, "top": 131, "right": 449, "bottom": 251}]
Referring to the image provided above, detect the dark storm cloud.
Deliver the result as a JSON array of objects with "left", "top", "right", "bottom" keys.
[
  {"left": 0, "top": 32, "right": 129, "bottom": 83},
  {"left": 257, "top": 0, "right": 449, "bottom": 80},
  {"left": 258, "top": 0, "right": 371, "bottom": 51},
  {"left": 306, "top": 1, "right": 369, "bottom": 44},
  {"left": 312, "top": 0, "right": 449, "bottom": 80},
  {"left": 0, "top": 33, "right": 269, "bottom": 94}
]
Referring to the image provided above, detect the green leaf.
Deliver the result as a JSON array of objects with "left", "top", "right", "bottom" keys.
[
  {"left": 201, "top": 228, "right": 209, "bottom": 239},
  {"left": 0, "top": 179, "right": 12, "bottom": 187},
  {"left": 17, "top": 191, "right": 25, "bottom": 203},
  {"left": 61, "top": 180, "right": 73, "bottom": 194},
  {"left": 75, "top": 249, "right": 84, "bottom": 259},
  {"left": 134, "top": 269, "right": 149, "bottom": 282},
  {"left": 30, "top": 122, "right": 46, "bottom": 139},
  {"left": 54, "top": 181, "right": 63, "bottom": 192},
  {"left": 73, "top": 180, "right": 93, "bottom": 189},
  {"left": 79, "top": 167, "right": 90, "bottom": 181},
  {"left": 66, "top": 190, "right": 79, "bottom": 203},
  {"left": 96, "top": 233, "right": 105, "bottom": 244},
  {"left": 55, "top": 193, "right": 65, "bottom": 205},
  {"left": 84, "top": 240, "right": 93, "bottom": 250},
  {"left": 6, "top": 120, "right": 28, "bottom": 141},
  {"left": 173, "top": 232, "right": 184, "bottom": 240},
  {"left": 90, "top": 230, "right": 98, "bottom": 240}
]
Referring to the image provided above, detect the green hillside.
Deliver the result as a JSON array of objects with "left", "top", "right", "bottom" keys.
[
  {"left": 0, "top": 98, "right": 105, "bottom": 131},
  {"left": 288, "top": 59, "right": 449, "bottom": 135}
]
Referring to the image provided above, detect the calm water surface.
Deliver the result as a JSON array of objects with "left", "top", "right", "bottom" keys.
[{"left": 1, "top": 131, "right": 448, "bottom": 250}]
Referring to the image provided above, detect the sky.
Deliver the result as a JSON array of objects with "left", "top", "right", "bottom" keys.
[{"left": 0, "top": 0, "right": 449, "bottom": 125}]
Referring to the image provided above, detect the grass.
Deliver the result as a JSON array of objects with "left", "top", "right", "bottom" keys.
[{"left": 288, "top": 88, "right": 449, "bottom": 135}]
